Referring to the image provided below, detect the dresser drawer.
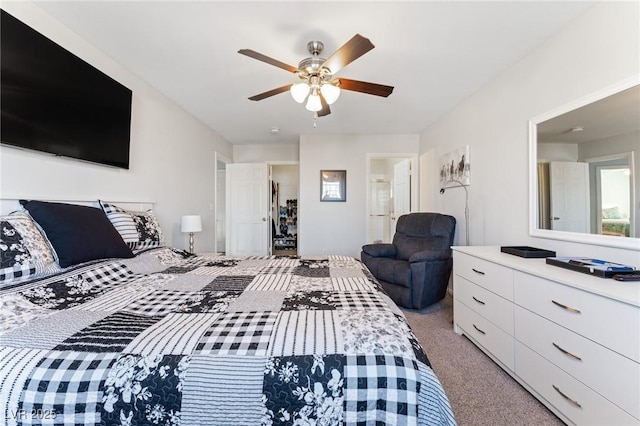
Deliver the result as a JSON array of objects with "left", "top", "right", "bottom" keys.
[
  {"left": 516, "top": 341, "right": 638, "bottom": 426},
  {"left": 454, "top": 298, "right": 514, "bottom": 371},
  {"left": 455, "top": 276, "right": 513, "bottom": 335},
  {"left": 516, "top": 306, "right": 640, "bottom": 419},
  {"left": 513, "top": 271, "right": 640, "bottom": 362},
  {"left": 454, "top": 252, "right": 513, "bottom": 299}
]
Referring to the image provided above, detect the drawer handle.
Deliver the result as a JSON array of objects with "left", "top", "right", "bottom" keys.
[
  {"left": 472, "top": 296, "right": 486, "bottom": 305},
  {"left": 552, "top": 342, "right": 582, "bottom": 361},
  {"left": 472, "top": 268, "right": 485, "bottom": 275},
  {"left": 552, "top": 384, "right": 582, "bottom": 408},
  {"left": 551, "top": 300, "right": 581, "bottom": 314},
  {"left": 472, "top": 324, "right": 486, "bottom": 335}
]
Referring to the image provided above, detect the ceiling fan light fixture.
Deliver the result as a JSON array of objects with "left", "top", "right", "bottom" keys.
[
  {"left": 305, "top": 92, "right": 322, "bottom": 112},
  {"left": 321, "top": 83, "right": 340, "bottom": 105},
  {"left": 290, "top": 82, "right": 310, "bottom": 103},
  {"left": 240, "top": 34, "right": 394, "bottom": 120}
]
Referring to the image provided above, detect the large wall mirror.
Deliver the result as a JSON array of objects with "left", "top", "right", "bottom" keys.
[{"left": 529, "top": 77, "right": 640, "bottom": 250}]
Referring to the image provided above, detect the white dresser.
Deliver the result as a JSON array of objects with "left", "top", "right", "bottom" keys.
[{"left": 452, "top": 246, "right": 640, "bottom": 425}]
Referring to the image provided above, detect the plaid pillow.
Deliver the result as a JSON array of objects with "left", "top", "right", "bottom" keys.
[
  {"left": 1, "top": 212, "right": 56, "bottom": 284},
  {"left": 99, "top": 200, "right": 163, "bottom": 252}
]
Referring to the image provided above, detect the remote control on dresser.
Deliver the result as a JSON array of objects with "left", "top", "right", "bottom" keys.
[{"left": 612, "top": 273, "right": 640, "bottom": 281}]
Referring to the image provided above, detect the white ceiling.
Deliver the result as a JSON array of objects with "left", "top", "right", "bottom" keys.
[{"left": 34, "top": 1, "right": 596, "bottom": 145}]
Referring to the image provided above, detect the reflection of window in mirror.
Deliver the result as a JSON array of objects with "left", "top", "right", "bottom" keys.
[{"left": 597, "top": 164, "right": 631, "bottom": 237}]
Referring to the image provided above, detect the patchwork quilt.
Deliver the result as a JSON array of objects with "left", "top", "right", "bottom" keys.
[{"left": 0, "top": 248, "right": 456, "bottom": 426}]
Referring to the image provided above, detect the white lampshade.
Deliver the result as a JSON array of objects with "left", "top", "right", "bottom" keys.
[
  {"left": 181, "top": 215, "right": 202, "bottom": 233},
  {"left": 305, "top": 92, "right": 322, "bottom": 112},
  {"left": 320, "top": 83, "right": 340, "bottom": 104},
  {"left": 290, "top": 83, "right": 310, "bottom": 103}
]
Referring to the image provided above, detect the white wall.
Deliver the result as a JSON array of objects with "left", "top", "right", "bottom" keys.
[
  {"left": 299, "top": 134, "right": 419, "bottom": 257},
  {"left": 419, "top": 1, "right": 640, "bottom": 265},
  {"left": 0, "top": 2, "right": 233, "bottom": 253},
  {"left": 233, "top": 144, "right": 299, "bottom": 163}
]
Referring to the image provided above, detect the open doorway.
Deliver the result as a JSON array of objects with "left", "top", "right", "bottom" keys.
[
  {"left": 366, "top": 155, "right": 418, "bottom": 244},
  {"left": 271, "top": 164, "right": 299, "bottom": 255}
]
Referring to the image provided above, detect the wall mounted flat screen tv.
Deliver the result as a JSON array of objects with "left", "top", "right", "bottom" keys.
[{"left": 1, "top": 10, "right": 132, "bottom": 169}]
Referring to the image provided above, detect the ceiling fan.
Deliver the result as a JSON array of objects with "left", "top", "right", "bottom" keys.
[{"left": 238, "top": 34, "right": 394, "bottom": 117}]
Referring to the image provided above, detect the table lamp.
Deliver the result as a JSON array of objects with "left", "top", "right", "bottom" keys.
[{"left": 181, "top": 215, "right": 202, "bottom": 254}]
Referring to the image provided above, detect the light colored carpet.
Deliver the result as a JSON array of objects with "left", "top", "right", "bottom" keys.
[{"left": 403, "top": 294, "right": 563, "bottom": 426}]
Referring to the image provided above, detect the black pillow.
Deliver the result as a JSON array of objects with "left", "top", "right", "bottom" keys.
[{"left": 20, "top": 200, "right": 133, "bottom": 267}]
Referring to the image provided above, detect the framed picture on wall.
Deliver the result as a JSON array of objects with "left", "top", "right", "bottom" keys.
[
  {"left": 320, "top": 170, "right": 346, "bottom": 202},
  {"left": 439, "top": 145, "right": 470, "bottom": 186}
]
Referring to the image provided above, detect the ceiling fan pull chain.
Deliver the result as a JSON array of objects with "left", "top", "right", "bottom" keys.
[{"left": 313, "top": 112, "right": 318, "bottom": 128}]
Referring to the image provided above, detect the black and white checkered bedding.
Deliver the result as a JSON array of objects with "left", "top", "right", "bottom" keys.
[{"left": 0, "top": 247, "right": 456, "bottom": 426}]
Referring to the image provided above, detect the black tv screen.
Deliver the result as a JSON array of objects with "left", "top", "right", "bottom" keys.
[{"left": 1, "top": 10, "right": 132, "bottom": 169}]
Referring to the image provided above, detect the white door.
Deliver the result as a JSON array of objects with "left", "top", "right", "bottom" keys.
[
  {"left": 226, "top": 163, "right": 269, "bottom": 256},
  {"left": 550, "top": 161, "right": 590, "bottom": 233},
  {"left": 216, "top": 168, "right": 226, "bottom": 253},
  {"left": 391, "top": 159, "right": 411, "bottom": 232}
]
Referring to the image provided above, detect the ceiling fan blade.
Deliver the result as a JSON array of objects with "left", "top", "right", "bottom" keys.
[
  {"left": 321, "top": 34, "right": 375, "bottom": 75},
  {"left": 248, "top": 84, "right": 292, "bottom": 101},
  {"left": 317, "top": 94, "right": 331, "bottom": 117},
  {"left": 238, "top": 49, "right": 299, "bottom": 74},
  {"left": 336, "top": 78, "right": 394, "bottom": 97}
]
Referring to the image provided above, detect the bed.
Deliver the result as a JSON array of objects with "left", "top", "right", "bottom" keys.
[{"left": 1, "top": 200, "right": 456, "bottom": 426}]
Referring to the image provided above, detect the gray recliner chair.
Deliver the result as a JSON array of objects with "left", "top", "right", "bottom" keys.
[{"left": 361, "top": 212, "right": 456, "bottom": 310}]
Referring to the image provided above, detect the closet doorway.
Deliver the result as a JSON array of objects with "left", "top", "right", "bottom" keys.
[{"left": 271, "top": 164, "right": 299, "bottom": 255}]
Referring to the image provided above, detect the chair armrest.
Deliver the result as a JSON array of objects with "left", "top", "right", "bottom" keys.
[
  {"left": 361, "top": 243, "right": 397, "bottom": 258},
  {"left": 409, "top": 249, "right": 451, "bottom": 263}
]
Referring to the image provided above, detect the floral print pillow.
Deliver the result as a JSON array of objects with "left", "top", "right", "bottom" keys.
[
  {"left": 99, "top": 201, "right": 164, "bottom": 252},
  {"left": 1, "top": 212, "right": 55, "bottom": 284}
]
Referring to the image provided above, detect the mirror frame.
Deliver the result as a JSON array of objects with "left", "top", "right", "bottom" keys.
[{"left": 529, "top": 75, "right": 640, "bottom": 251}]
